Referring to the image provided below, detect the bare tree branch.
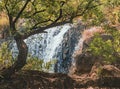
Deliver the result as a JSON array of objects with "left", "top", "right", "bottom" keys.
[
  {"left": 30, "top": 3, "right": 63, "bottom": 30},
  {"left": 18, "top": 0, "right": 101, "bottom": 39},
  {"left": 22, "top": 20, "right": 72, "bottom": 39},
  {"left": 47, "top": 1, "right": 65, "bottom": 26},
  {"left": 76, "top": 0, "right": 102, "bottom": 16},
  {"left": 79, "top": 0, "right": 94, "bottom": 16},
  {"left": 26, "top": 9, "right": 46, "bottom": 18},
  {"left": 22, "top": 2, "right": 66, "bottom": 39},
  {"left": 31, "top": 19, "right": 52, "bottom": 29},
  {"left": 13, "top": 0, "right": 30, "bottom": 24},
  {"left": 5, "top": 0, "right": 10, "bottom": 15}
]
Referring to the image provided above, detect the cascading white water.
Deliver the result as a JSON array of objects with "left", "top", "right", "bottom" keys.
[
  {"left": 25, "top": 24, "right": 71, "bottom": 61},
  {"left": 11, "top": 24, "right": 71, "bottom": 71},
  {"left": 11, "top": 23, "right": 83, "bottom": 73},
  {"left": 42, "top": 25, "right": 71, "bottom": 62}
]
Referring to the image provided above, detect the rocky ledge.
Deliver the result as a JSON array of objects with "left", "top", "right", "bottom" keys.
[{"left": 0, "top": 70, "right": 120, "bottom": 89}]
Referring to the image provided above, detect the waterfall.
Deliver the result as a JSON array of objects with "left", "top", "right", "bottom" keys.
[
  {"left": 11, "top": 23, "right": 83, "bottom": 73},
  {"left": 25, "top": 24, "right": 71, "bottom": 61},
  {"left": 42, "top": 25, "right": 71, "bottom": 62},
  {"left": 11, "top": 24, "right": 71, "bottom": 71}
]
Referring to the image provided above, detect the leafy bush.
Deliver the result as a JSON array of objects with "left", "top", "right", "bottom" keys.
[
  {"left": 0, "top": 42, "right": 56, "bottom": 72},
  {"left": 23, "top": 55, "right": 56, "bottom": 72},
  {"left": 0, "top": 42, "right": 13, "bottom": 70},
  {"left": 88, "top": 28, "right": 120, "bottom": 63}
]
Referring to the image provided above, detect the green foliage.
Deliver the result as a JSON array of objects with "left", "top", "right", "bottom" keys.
[
  {"left": 0, "top": 42, "right": 56, "bottom": 71},
  {"left": 86, "top": 0, "right": 120, "bottom": 64},
  {"left": 97, "top": 66, "right": 102, "bottom": 76},
  {"left": 0, "top": 0, "right": 103, "bottom": 35},
  {"left": 23, "top": 56, "right": 44, "bottom": 71},
  {"left": 0, "top": 42, "right": 13, "bottom": 70},
  {"left": 88, "top": 30, "right": 120, "bottom": 63},
  {"left": 82, "top": 0, "right": 120, "bottom": 26},
  {"left": 22, "top": 55, "right": 56, "bottom": 72},
  {"left": 0, "top": 0, "right": 120, "bottom": 74}
]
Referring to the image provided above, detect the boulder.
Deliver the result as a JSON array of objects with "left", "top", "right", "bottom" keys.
[
  {"left": 100, "top": 65, "right": 120, "bottom": 77},
  {"left": 74, "top": 34, "right": 115, "bottom": 74}
]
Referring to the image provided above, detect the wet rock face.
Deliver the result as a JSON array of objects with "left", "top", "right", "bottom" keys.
[{"left": 54, "top": 24, "right": 84, "bottom": 73}]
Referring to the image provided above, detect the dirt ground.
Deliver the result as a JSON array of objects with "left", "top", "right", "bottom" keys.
[{"left": 0, "top": 70, "right": 120, "bottom": 89}]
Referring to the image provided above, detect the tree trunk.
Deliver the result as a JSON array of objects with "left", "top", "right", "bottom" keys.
[{"left": 0, "top": 38, "right": 28, "bottom": 79}]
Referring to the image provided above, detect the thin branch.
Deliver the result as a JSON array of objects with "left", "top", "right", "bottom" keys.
[
  {"left": 20, "top": 0, "right": 100, "bottom": 39},
  {"left": 13, "top": 0, "right": 30, "bottom": 24},
  {"left": 77, "top": 0, "right": 85, "bottom": 12},
  {"left": 22, "top": 20, "right": 72, "bottom": 39},
  {"left": 26, "top": 9, "right": 46, "bottom": 18},
  {"left": 5, "top": 0, "right": 10, "bottom": 15},
  {"left": 11, "top": 1, "right": 21, "bottom": 11},
  {"left": 79, "top": 0, "right": 94, "bottom": 16},
  {"left": 89, "top": 3, "right": 102, "bottom": 9},
  {"left": 31, "top": 19, "right": 52, "bottom": 29},
  {"left": 76, "top": 1, "right": 102, "bottom": 16},
  {"left": 5, "top": 0, "right": 14, "bottom": 31},
  {"left": 48, "top": 2, "right": 65, "bottom": 26},
  {"left": 51, "top": 8, "right": 62, "bottom": 24},
  {"left": 24, "top": 2, "right": 65, "bottom": 38}
]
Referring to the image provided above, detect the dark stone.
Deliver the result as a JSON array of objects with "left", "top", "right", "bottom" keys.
[
  {"left": 74, "top": 34, "right": 115, "bottom": 74},
  {"left": 54, "top": 24, "right": 85, "bottom": 73}
]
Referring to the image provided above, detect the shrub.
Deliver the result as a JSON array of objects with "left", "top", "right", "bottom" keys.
[
  {"left": 0, "top": 42, "right": 56, "bottom": 72},
  {"left": 23, "top": 55, "right": 56, "bottom": 72},
  {"left": 88, "top": 28, "right": 120, "bottom": 63},
  {"left": 0, "top": 42, "right": 13, "bottom": 70}
]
